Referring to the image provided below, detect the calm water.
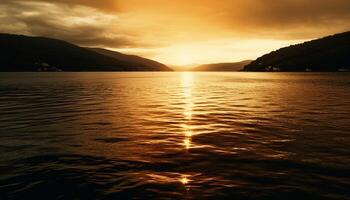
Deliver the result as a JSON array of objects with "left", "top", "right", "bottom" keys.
[{"left": 0, "top": 72, "right": 350, "bottom": 199}]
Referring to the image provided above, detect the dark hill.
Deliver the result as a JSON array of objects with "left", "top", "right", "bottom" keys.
[
  {"left": 192, "top": 60, "right": 252, "bottom": 71},
  {"left": 0, "top": 33, "right": 172, "bottom": 71},
  {"left": 244, "top": 31, "right": 350, "bottom": 72},
  {"left": 88, "top": 48, "right": 171, "bottom": 71}
]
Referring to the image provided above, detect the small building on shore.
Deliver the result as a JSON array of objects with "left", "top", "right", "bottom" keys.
[{"left": 338, "top": 68, "right": 349, "bottom": 72}]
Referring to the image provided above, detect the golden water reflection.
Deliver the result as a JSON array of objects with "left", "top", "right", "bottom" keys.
[
  {"left": 180, "top": 175, "right": 191, "bottom": 185},
  {"left": 145, "top": 173, "right": 193, "bottom": 187},
  {"left": 181, "top": 72, "right": 194, "bottom": 150}
]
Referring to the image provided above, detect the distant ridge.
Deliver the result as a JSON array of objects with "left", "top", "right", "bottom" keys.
[
  {"left": 192, "top": 60, "right": 252, "bottom": 71},
  {"left": 0, "top": 33, "right": 172, "bottom": 72},
  {"left": 244, "top": 31, "right": 350, "bottom": 72},
  {"left": 88, "top": 48, "right": 171, "bottom": 72}
]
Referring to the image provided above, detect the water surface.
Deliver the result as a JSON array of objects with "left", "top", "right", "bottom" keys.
[{"left": 1, "top": 72, "right": 350, "bottom": 199}]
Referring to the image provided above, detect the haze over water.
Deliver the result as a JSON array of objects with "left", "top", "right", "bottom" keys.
[{"left": 1, "top": 72, "right": 350, "bottom": 199}]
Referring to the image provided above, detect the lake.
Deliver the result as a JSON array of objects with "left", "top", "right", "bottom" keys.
[{"left": 0, "top": 72, "right": 350, "bottom": 199}]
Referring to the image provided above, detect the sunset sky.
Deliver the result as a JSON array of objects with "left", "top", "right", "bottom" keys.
[{"left": 1, "top": 0, "right": 350, "bottom": 65}]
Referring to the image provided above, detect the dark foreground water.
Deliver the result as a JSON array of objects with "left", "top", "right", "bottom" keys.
[{"left": 0, "top": 72, "right": 350, "bottom": 199}]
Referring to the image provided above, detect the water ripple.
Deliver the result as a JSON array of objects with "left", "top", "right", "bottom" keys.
[{"left": 1, "top": 72, "right": 350, "bottom": 199}]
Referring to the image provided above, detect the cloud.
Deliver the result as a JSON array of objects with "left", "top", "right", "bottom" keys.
[
  {"left": 219, "top": 0, "right": 350, "bottom": 38},
  {"left": 0, "top": 1, "right": 138, "bottom": 47},
  {"left": 2, "top": 0, "right": 350, "bottom": 43},
  {"left": 0, "top": 0, "right": 119, "bottom": 11},
  {"left": 117, "top": 0, "right": 350, "bottom": 39}
]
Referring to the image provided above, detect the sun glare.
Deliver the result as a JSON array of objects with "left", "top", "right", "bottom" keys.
[{"left": 177, "top": 54, "right": 195, "bottom": 66}]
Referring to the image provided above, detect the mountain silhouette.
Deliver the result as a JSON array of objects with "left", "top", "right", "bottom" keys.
[
  {"left": 0, "top": 33, "right": 172, "bottom": 72},
  {"left": 192, "top": 60, "right": 252, "bottom": 71},
  {"left": 88, "top": 48, "right": 171, "bottom": 72},
  {"left": 244, "top": 31, "right": 350, "bottom": 72}
]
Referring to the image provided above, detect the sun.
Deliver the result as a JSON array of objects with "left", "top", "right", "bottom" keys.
[
  {"left": 177, "top": 54, "right": 195, "bottom": 66},
  {"left": 156, "top": 44, "right": 198, "bottom": 66}
]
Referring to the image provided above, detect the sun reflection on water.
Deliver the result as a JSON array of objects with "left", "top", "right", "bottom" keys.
[
  {"left": 180, "top": 175, "right": 190, "bottom": 185},
  {"left": 145, "top": 173, "right": 192, "bottom": 187},
  {"left": 181, "top": 72, "right": 194, "bottom": 150},
  {"left": 183, "top": 138, "right": 191, "bottom": 149}
]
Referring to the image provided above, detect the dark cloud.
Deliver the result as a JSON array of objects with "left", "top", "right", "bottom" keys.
[
  {"left": 0, "top": 0, "right": 140, "bottom": 47},
  {"left": 42, "top": 0, "right": 119, "bottom": 11},
  {"left": 0, "top": 0, "right": 119, "bottom": 11},
  {"left": 16, "top": 14, "right": 132, "bottom": 47}
]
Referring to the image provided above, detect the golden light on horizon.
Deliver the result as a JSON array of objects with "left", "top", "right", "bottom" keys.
[
  {"left": 118, "top": 39, "right": 305, "bottom": 66},
  {"left": 177, "top": 54, "right": 196, "bottom": 67}
]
